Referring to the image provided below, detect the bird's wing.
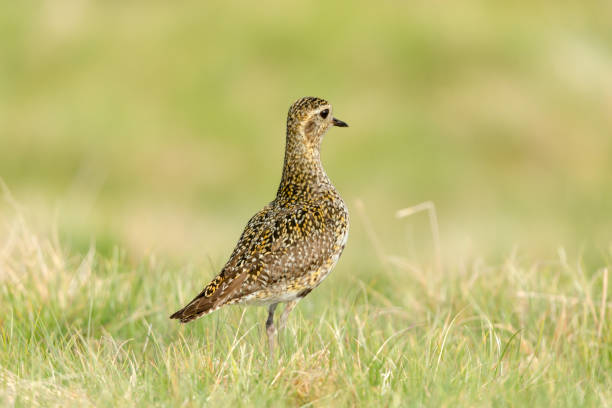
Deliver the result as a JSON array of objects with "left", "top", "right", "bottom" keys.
[
  {"left": 169, "top": 206, "right": 273, "bottom": 323},
  {"left": 244, "top": 203, "right": 343, "bottom": 287}
]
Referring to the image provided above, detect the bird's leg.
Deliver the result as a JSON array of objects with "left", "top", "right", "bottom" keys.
[
  {"left": 278, "top": 300, "right": 297, "bottom": 331},
  {"left": 266, "top": 303, "right": 278, "bottom": 356}
]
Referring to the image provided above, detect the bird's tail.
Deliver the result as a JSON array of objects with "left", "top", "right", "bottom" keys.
[
  {"left": 169, "top": 294, "right": 218, "bottom": 323},
  {"left": 170, "top": 271, "right": 248, "bottom": 323}
]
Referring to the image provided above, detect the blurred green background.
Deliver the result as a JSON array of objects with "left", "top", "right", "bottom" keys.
[{"left": 1, "top": 0, "right": 611, "bottom": 266}]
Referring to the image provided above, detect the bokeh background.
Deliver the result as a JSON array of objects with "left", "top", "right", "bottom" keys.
[{"left": 2, "top": 0, "right": 611, "bottom": 269}]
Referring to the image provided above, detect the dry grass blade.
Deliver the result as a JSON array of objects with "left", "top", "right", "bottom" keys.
[
  {"left": 598, "top": 268, "right": 608, "bottom": 339},
  {"left": 396, "top": 201, "right": 442, "bottom": 273}
]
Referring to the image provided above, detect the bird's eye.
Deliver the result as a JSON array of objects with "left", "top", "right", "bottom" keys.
[{"left": 320, "top": 109, "right": 329, "bottom": 119}]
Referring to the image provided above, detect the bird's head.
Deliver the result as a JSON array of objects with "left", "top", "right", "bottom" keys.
[{"left": 286, "top": 97, "right": 348, "bottom": 151}]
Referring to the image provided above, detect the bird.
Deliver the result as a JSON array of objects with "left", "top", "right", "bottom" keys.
[{"left": 170, "top": 96, "right": 349, "bottom": 353}]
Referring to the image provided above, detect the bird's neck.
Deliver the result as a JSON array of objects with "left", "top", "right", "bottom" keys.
[{"left": 276, "top": 138, "right": 331, "bottom": 201}]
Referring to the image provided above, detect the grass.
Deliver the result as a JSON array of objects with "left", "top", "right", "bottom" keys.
[{"left": 1, "top": 196, "right": 610, "bottom": 407}]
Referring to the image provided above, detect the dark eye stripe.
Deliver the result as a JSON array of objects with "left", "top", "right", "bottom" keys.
[{"left": 320, "top": 109, "right": 329, "bottom": 119}]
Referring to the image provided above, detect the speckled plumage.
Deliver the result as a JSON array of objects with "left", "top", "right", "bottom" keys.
[{"left": 170, "top": 97, "right": 349, "bottom": 331}]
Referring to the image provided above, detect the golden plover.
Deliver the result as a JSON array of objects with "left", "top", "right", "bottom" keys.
[{"left": 170, "top": 96, "right": 349, "bottom": 352}]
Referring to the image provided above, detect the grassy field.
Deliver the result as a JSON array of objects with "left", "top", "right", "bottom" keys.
[
  {"left": 1, "top": 192, "right": 610, "bottom": 407},
  {"left": 1, "top": 1, "right": 611, "bottom": 406}
]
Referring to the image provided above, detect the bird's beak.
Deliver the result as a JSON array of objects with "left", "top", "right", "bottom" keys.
[{"left": 332, "top": 117, "right": 349, "bottom": 127}]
